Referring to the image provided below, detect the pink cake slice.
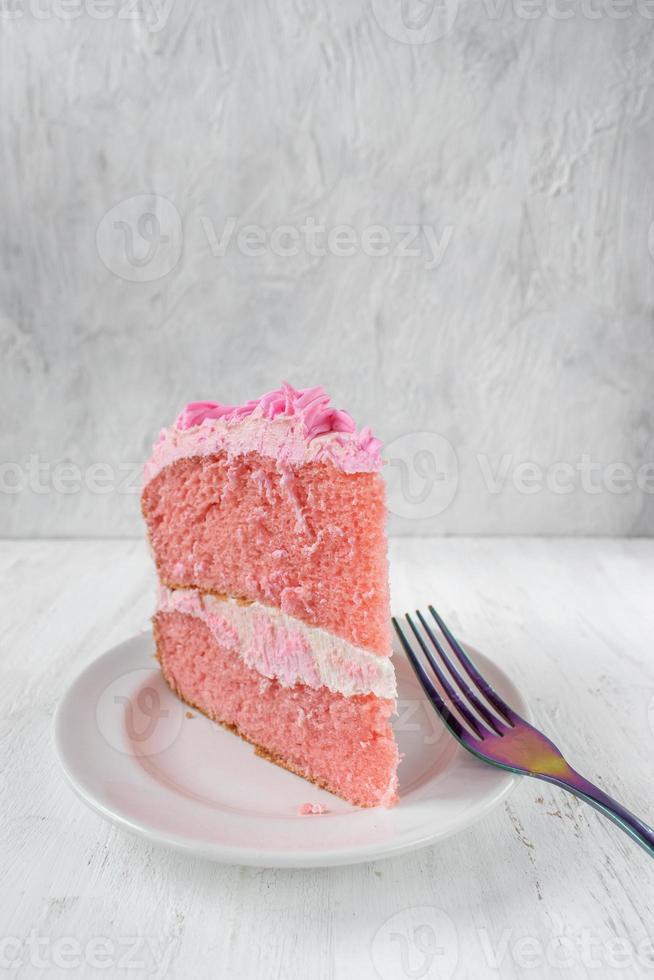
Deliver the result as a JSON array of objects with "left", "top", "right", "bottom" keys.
[{"left": 142, "top": 383, "right": 399, "bottom": 807}]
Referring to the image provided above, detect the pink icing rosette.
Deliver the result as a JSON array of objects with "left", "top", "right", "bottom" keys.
[
  {"left": 175, "top": 382, "right": 380, "bottom": 451},
  {"left": 145, "top": 383, "right": 382, "bottom": 485}
]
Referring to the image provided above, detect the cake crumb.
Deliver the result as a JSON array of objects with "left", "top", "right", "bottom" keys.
[
  {"left": 185, "top": 711, "right": 195, "bottom": 719},
  {"left": 298, "top": 803, "right": 328, "bottom": 816}
]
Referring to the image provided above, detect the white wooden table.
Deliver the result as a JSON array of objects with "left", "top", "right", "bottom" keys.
[{"left": 2, "top": 538, "right": 653, "bottom": 979}]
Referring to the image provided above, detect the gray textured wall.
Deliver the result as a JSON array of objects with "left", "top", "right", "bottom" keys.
[{"left": 1, "top": 0, "right": 653, "bottom": 537}]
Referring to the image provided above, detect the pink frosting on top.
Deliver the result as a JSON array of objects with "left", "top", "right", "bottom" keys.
[
  {"left": 176, "top": 383, "right": 381, "bottom": 452},
  {"left": 145, "top": 383, "right": 383, "bottom": 483}
]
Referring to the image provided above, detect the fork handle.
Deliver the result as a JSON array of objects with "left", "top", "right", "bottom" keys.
[{"left": 549, "top": 770, "right": 654, "bottom": 858}]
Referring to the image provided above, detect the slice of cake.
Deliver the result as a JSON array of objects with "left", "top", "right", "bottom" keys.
[{"left": 141, "top": 383, "right": 399, "bottom": 806}]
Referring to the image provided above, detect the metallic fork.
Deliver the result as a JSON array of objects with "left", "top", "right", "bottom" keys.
[{"left": 393, "top": 605, "right": 654, "bottom": 858}]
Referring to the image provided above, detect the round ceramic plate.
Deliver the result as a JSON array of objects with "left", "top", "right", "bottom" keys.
[{"left": 54, "top": 630, "right": 528, "bottom": 868}]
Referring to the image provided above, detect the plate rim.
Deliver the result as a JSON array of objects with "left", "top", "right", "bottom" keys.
[{"left": 53, "top": 632, "right": 527, "bottom": 868}]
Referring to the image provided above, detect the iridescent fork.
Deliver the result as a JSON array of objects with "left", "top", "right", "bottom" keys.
[{"left": 392, "top": 606, "right": 654, "bottom": 857}]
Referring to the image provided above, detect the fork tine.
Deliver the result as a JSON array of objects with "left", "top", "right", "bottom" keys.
[
  {"left": 415, "top": 610, "right": 505, "bottom": 737},
  {"left": 428, "top": 605, "right": 515, "bottom": 725},
  {"left": 392, "top": 617, "right": 465, "bottom": 740},
  {"left": 406, "top": 614, "right": 492, "bottom": 739}
]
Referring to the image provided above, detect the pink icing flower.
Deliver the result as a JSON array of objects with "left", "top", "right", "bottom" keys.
[
  {"left": 175, "top": 383, "right": 361, "bottom": 444},
  {"left": 142, "top": 383, "right": 383, "bottom": 484}
]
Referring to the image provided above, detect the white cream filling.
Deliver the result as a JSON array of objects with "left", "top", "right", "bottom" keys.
[{"left": 157, "top": 585, "right": 397, "bottom": 701}]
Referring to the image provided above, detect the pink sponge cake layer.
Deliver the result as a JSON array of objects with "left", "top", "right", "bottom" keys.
[
  {"left": 142, "top": 451, "right": 390, "bottom": 654},
  {"left": 142, "top": 384, "right": 400, "bottom": 807},
  {"left": 155, "top": 610, "right": 399, "bottom": 807}
]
